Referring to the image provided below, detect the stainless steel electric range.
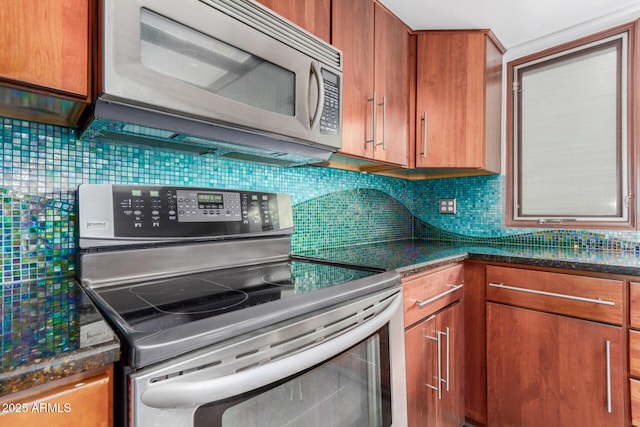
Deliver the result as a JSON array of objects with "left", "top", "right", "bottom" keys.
[{"left": 76, "top": 184, "right": 407, "bottom": 427}]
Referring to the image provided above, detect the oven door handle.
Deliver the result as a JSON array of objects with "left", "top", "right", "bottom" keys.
[{"left": 141, "top": 291, "right": 402, "bottom": 408}]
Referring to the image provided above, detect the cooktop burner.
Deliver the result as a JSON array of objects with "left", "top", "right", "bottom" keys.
[{"left": 93, "top": 259, "right": 377, "bottom": 333}]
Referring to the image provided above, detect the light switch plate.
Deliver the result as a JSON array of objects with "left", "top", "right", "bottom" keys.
[{"left": 439, "top": 198, "right": 456, "bottom": 214}]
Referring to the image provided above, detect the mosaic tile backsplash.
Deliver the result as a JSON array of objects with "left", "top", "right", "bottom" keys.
[
  {"left": 3, "top": 116, "right": 640, "bottom": 284},
  {"left": 3, "top": 116, "right": 640, "bottom": 367}
]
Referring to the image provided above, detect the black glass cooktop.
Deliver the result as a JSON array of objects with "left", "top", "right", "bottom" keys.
[{"left": 92, "top": 259, "right": 379, "bottom": 334}]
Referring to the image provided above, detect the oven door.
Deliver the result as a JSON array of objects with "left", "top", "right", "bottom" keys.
[
  {"left": 197, "top": 325, "right": 391, "bottom": 426},
  {"left": 131, "top": 289, "right": 407, "bottom": 426},
  {"left": 100, "top": 0, "right": 341, "bottom": 148}
]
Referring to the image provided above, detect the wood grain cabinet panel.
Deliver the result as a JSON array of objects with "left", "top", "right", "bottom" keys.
[
  {"left": 631, "top": 330, "right": 640, "bottom": 378},
  {"left": 332, "top": 0, "right": 409, "bottom": 166},
  {"left": 631, "top": 282, "right": 640, "bottom": 426},
  {"left": 403, "top": 264, "right": 463, "bottom": 328},
  {"left": 0, "top": 0, "right": 92, "bottom": 126},
  {"left": 405, "top": 301, "right": 464, "bottom": 427},
  {"left": 371, "top": 4, "right": 410, "bottom": 166},
  {"left": 486, "top": 265, "right": 623, "bottom": 324},
  {"left": 487, "top": 302, "right": 624, "bottom": 427},
  {"left": 414, "top": 30, "right": 503, "bottom": 174},
  {"left": 462, "top": 261, "right": 487, "bottom": 425},
  {"left": 0, "top": 366, "right": 113, "bottom": 427},
  {"left": 632, "top": 379, "right": 640, "bottom": 426},
  {"left": 403, "top": 264, "right": 464, "bottom": 427},
  {"left": 331, "top": 0, "right": 375, "bottom": 160},
  {"left": 631, "top": 282, "right": 640, "bottom": 328},
  {"left": 0, "top": 0, "right": 89, "bottom": 97}
]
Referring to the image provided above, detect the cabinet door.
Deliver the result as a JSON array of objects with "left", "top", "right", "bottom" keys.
[
  {"left": 0, "top": 369, "right": 112, "bottom": 426},
  {"left": 415, "top": 32, "right": 483, "bottom": 168},
  {"left": 332, "top": 0, "right": 375, "bottom": 159},
  {"left": 255, "top": 0, "right": 331, "bottom": 42},
  {"left": 436, "top": 302, "right": 464, "bottom": 427},
  {"left": 405, "top": 302, "right": 464, "bottom": 427},
  {"left": 415, "top": 31, "right": 502, "bottom": 171},
  {"left": 487, "top": 302, "right": 624, "bottom": 427},
  {"left": 405, "top": 314, "right": 437, "bottom": 427},
  {"left": 373, "top": 4, "right": 409, "bottom": 166},
  {"left": 0, "top": 0, "right": 89, "bottom": 97}
]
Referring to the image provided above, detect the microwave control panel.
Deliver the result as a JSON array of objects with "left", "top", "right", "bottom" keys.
[
  {"left": 320, "top": 69, "right": 340, "bottom": 135},
  {"left": 77, "top": 184, "right": 293, "bottom": 245}
]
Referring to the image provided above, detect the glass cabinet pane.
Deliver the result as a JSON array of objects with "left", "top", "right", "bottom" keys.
[{"left": 140, "top": 8, "right": 295, "bottom": 116}]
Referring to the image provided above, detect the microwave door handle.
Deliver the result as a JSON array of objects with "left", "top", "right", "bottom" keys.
[{"left": 309, "top": 61, "right": 325, "bottom": 131}]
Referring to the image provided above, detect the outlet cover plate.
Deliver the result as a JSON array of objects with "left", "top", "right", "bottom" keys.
[{"left": 439, "top": 198, "right": 456, "bottom": 214}]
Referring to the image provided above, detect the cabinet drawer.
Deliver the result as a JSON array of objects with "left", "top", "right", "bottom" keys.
[
  {"left": 403, "top": 263, "right": 463, "bottom": 328},
  {"left": 631, "top": 282, "right": 640, "bottom": 329},
  {"left": 631, "top": 330, "right": 640, "bottom": 378},
  {"left": 632, "top": 379, "right": 640, "bottom": 426},
  {"left": 0, "top": 368, "right": 112, "bottom": 426},
  {"left": 486, "top": 265, "right": 623, "bottom": 324}
]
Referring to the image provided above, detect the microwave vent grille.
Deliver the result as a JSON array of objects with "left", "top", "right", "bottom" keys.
[{"left": 198, "top": 0, "right": 341, "bottom": 70}]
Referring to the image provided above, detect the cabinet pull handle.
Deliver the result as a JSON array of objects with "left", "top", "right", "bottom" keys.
[
  {"left": 421, "top": 112, "right": 427, "bottom": 159},
  {"left": 487, "top": 283, "right": 616, "bottom": 306},
  {"left": 436, "top": 328, "right": 443, "bottom": 400},
  {"left": 606, "top": 340, "right": 612, "bottom": 413},
  {"left": 377, "top": 96, "right": 386, "bottom": 150},
  {"left": 414, "top": 284, "right": 463, "bottom": 309},
  {"left": 443, "top": 326, "right": 450, "bottom": 392},
  {"left": 424, "top": 319, "right": 441, "bottom": 398},
  {"left": 365, "top": 92, "right": 377, "bottom": 148}
]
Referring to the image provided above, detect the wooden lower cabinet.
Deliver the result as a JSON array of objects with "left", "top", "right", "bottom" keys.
[
  {"left": 405, "top": 301, "right": 464, "bottom": 426},
  {"left": 487, "top": 302, "right": 624, "bottom": 427},
  {"left": 632, "top": 379, "right": 640, "bottom": 426},
  {"left": 630, "top": 282, "right": 640, "bottom": 425},
  {"left": 0, "top": 366, "right": 113, "bottom": 427}
]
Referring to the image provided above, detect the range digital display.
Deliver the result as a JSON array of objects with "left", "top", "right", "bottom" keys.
[{"left": 198, "top": 193, "right": 223, "bottom": 204}]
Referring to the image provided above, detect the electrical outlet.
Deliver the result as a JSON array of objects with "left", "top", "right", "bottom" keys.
[{"left": 439, "top": 198, "right": 456, "bottom": 214}]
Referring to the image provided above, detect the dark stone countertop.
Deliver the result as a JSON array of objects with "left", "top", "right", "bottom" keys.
[
  {"left": 4, "top": 239, "right": 639, "bottom": 398},
  {"left": 297, "top": 240, "right": 640, "bottom": 277},
  {"left": 0, "top": 278, "right": 120, "bottom": 397}
]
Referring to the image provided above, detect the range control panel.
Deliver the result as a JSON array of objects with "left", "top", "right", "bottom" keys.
[{"left": 78, "top": 184, "right": 293, "bottom": 244}]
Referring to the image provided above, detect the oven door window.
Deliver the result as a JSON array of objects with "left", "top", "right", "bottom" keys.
[{"left": 194, "top": 327, "right": 392, "bottom": 427}]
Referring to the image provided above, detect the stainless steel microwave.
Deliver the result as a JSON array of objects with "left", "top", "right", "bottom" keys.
[{"left": 82, "top": 0, "right": 343, "bottom": 165}]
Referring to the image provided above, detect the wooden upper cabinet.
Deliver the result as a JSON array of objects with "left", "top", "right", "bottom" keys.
[
  {"left": 331, "top": 0, "right": 375, "bottom": 160},
  {"left": 372, "top": 4, "right": 410, "bottom": 166},
  {"left": 332, "top": 0, "right": 409, "bottom": 166},
  {"left": 255, "top": 0, "right": 331, "bottom": 42},
  {"left": 0, "top": 0, "right": 92, "bottom": 126},
  {"left": 415, "top": 30, "right": 504, "bottom": 173},
  {"left": 0, "top": 0, "right": 89, "bottom": 97}
]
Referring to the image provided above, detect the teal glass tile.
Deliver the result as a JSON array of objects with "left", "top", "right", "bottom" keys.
[{"left": 3, "top": 114, "right": 640, "bottom": 367}]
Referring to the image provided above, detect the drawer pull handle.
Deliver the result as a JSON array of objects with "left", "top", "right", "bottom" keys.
[
  {"left": 487, "top": 283, "right": 616, "bottom": 306},
  {"left": 415, "top": 284, "right": 463, "bottom": 309}
]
